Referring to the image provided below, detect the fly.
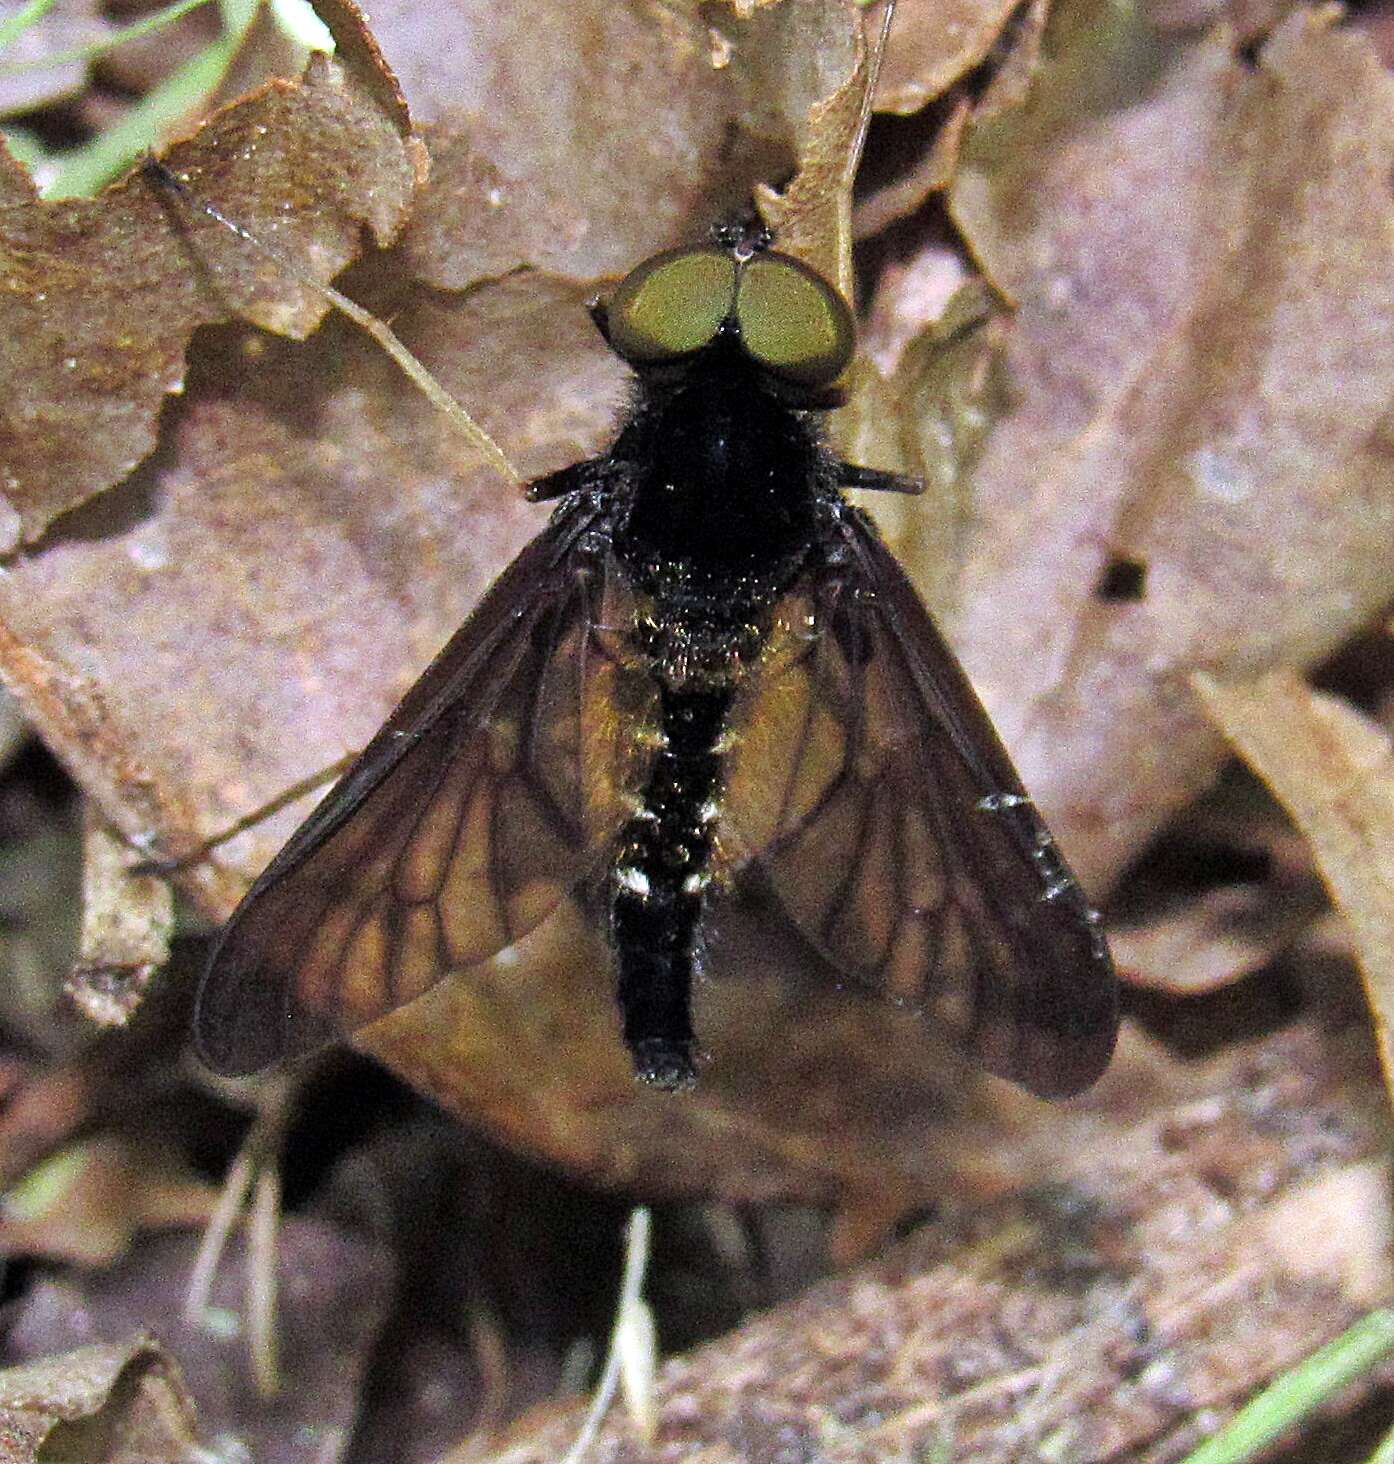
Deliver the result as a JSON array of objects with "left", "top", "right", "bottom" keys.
[{"left": 194, "top": 229, "right": 1118, "bottom": 1097}]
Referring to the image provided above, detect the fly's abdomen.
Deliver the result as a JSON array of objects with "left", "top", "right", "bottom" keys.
[{"left": 608, "top": 684, "right": 732, "bottom": 1089}]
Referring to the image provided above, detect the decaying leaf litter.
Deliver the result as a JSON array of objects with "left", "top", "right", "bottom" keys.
[{"left": 1, "top": 0, "right": 1394, "bottom": 1458}]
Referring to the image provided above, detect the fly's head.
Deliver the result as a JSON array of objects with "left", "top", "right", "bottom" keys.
[{"left": 592, "top": 243, "right": 855, "bottom": 410}]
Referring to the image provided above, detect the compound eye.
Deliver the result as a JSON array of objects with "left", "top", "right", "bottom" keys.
[
  {"left": 605, "top": 247, "right": 738, "bottom": 365},
  {"left": 735, "top": 251, "right": 854, "bottom": 386}
]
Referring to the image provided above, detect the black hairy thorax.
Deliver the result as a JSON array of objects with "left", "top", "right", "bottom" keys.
[{"left": 613, "top": 338, "right": 828, "bottom": 619}]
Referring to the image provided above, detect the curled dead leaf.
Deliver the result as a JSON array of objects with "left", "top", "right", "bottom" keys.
[
  {"left": 1194, "top": 667, "right": 1394, "bottom": 1109},
  {"left": 0, "top": 27, "right": 421, "bottom": 548},
  {"left": 872, "top": 0, "right": 1024, "bottom": 114},
  {"left": 0, "top": 1335, "right": 202, "bottom": 1464}
]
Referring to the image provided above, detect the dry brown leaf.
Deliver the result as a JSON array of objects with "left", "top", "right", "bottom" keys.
[
  {"left": 5, "top": 1222, "right": 394, "bottom": 1462},
  {"left": 0, "top": 21, "right": 421, "bottom": 547},
  {"left": 1109, "top": 880, "right": 1322, "bottom": 996},
  {"left": 448, "top": 1013, "right": 1391, "bottom": 1463},
  {"left": 1105, "top": 768, "right": 1332, "bottom": 995},
  {"left": 393, "top": 0, "right": 793, "bottom": 289},
  {"left": 942, "top": 2, "right": 1394, "bottom": 891},
  {"left": 1142, "top": 0, "right": 1301, "bottom": 43},
  {"left": 1194, "top": 668, "right": 1394, "bottom": 1104},
  {"left": 748, "top": 0, "right": 862, "bottom": 293},
  {"left": 0, "top": 1335, "right": 203, "bottom": 1464},
  {"left": 1104, "top": 758, "right": 1341, "bottom": 996},
  {"left": 852, "top": 92, "right": 972, "bottom": 239},
  {"left": 873, "top": 0, "right": 1021, "bottom": 112},
  {"left": 850, "top": 0, "right": 1052, "bottom": 245},
  {"left": 832, "top": 280, "right": 1008, "bottom": 617},
  {"left": 0, "top": 267, "right": 619, "bottom": 925},
  {"left": 976, "top": 0, "right": 1050, "bottom": 114}
]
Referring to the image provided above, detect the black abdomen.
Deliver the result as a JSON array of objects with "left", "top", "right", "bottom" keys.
[{"left": 608, "top": 683, "right": 732, "bottom": 1089}]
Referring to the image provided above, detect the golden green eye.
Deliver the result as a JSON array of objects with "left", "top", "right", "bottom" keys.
[
  {"left": 734, "top": 252, "right": 854, "bottom": 386},
  {"left": 605, "top": 247, "right": 738, "bottom": 365}
]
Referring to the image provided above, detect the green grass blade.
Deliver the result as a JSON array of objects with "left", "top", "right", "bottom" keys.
[
  {"left": 1178, "top": 1310, "right": 1394, "bottom": 1464},
  {"left": 0, "top": 0, "right": 215, "bottom": 77},
  {"left": 0, "top": 0, "right": 60, "bottom": 55},
  {"left": 1366, "top": 1422, "right": 1394, "bottom": 1464},
  {"left": 41, "top": 0, "right": 259, "bottom": 198}
]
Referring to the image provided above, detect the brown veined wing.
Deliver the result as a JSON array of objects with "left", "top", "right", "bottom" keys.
[
  {"left": 195, "top": 500, "right": 654, "bottom": 1075},
  {"left": 722, "top": 507, "right": 1118, "bottom": 1099}
]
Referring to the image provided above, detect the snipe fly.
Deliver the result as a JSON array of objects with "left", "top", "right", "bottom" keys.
[{"left": 195, "top": 229, "right": 1118, "bottom": 1096}]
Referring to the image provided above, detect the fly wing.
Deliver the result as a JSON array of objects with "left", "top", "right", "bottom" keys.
[
  {"left": 195, "top": 502, "right": 653, "bottom": 1075},
  {"left": 722, "top": 508, "right": 1117, "bottom": 1098}
]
